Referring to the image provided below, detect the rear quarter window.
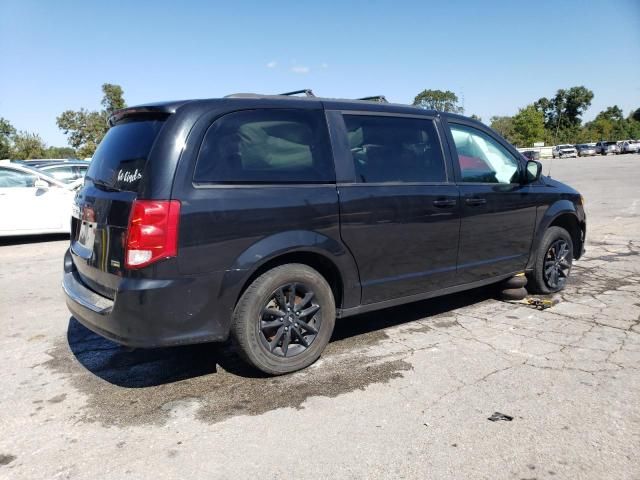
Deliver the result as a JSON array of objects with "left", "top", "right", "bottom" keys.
[
  {"left": 86, "top": 118, "right": 166, "bottom": 192},
  {"left": 194, "top": 109, "right": 334, "bottom": 184}
]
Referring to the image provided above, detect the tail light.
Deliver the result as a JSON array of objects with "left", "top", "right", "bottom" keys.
[{"left": 125, "top": 200, "right": 180, "bottom": 269}]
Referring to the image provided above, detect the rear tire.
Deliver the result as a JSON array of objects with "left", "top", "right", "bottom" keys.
[
  {"left": 528, "top": 226, "right": 574, "bottom": 294},
  {"left": 231, "top": 264, "right": 336, "bottom": 375}
]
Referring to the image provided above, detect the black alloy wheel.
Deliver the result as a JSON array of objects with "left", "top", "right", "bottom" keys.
[
  {"left": 231, "top": 263, "right": 336, "bottom": 375},
  {"left": 543, "top": 239, "right": 572, "bottom": 290},
  {"left": 258, "top": 282, "right": 321, "bottom": 358},
  {"left": 527, "top": 226, "right": 574, "bottom": 294}
]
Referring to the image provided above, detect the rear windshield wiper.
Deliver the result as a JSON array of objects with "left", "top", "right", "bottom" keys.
[{"left": 88, "top": 178, "right": 120, "bottom": 192}]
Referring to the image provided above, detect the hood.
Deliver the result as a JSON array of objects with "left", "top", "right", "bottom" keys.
[{"left": 542, "top": 175, "right": 580, "bottom": 195}]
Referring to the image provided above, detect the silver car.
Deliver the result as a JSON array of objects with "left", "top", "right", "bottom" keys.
[
  {"left": 576, "top": 144, "right": 597, "bottom": 156},
  {"left": 552, "top": 144, "right": 578, "bottom": 158},
  {"left": 620, "top": 140, "right": 640, "bottom": 154},
  {"left": 595, "top": 141, "right": 620, "bottom": 155}
]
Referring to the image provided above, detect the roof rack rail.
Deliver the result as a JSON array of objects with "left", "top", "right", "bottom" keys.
[
  {"left": 224, "top": 92, "right": 263, "bottom": 98},
  {"left": 358, "top": 95, "right": 388, "bottom": 103},
  {"left": 279, "top": 89, "right": 316, "bottom": 97}
]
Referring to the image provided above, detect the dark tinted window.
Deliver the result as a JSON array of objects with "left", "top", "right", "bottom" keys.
[
  {"left": 194, "top": 109, "right": 334, "bottom": 184},
  {"left": 343, "top": 115, "right": 445, "bottom": 183},
  {"left": 86, "top": 119, "right": 165, "bottom": 192}
]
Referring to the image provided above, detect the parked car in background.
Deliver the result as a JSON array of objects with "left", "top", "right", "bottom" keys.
[
  {"left": 34, "top": 161, "right": 89, "bottom": 184},
  {"left": 521, "top": 150, "right": 540, "bottom": 161},
  {"left": 595, "top": 141, "right": 620, "bottom": 155},
  {"left": 63, "top": 92, "right": 586, "bottom": 375},
  {"left": 552, "top": 144, "right": 578, "bottom": 158},
  {"left": 0, "top": 160, "right": 80, "bottom": 236},
  {"left": 576, "top": 144, "right": 597, "bottom": 156},
  {"left": 21, "top": 158, "right": 80, "bottom": 167},
  {"left": 620, "top": 140, "right": 640, "bottom": 154}
]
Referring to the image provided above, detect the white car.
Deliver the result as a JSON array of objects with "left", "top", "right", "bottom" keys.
[
  {"left": 552, "top": 144, "right": 578, "bottom": 158},
  {"left": 620, "top": 140, "right": 640, "bottom": 154},
  {"left": 0, "top": 161, "right": 81, "bottom": 237}
]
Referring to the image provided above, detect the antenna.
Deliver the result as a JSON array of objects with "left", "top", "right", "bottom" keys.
[{"left": 547, "top": 149, "right": 553, "bottom": 178}]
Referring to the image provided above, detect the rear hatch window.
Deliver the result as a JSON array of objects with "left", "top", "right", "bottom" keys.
[
  {"left": 86, "top": 119, "right": 166, "bottom": 192},
  {"left": 70, "top": 117, "right": 167, "bottom": 290}
]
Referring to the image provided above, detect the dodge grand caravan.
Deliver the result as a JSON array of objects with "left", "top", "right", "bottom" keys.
[{"left": 63, "top": 91, "right": 586, "bottom": 374}]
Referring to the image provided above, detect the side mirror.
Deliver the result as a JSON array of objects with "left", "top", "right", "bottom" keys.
[
  {"left": 525, "top": 160, "right": 542, "bottom": 183},
  {"left": 34, "top": 178, "right": 49, "bottom": 190}
]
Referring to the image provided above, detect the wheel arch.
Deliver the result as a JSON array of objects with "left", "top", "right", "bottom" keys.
[
  {"left": 527, "top": 201, "right": 585, "bottom": 271},
  {"left": 236, "top": 250, "right": 346, "bottom": 308},
  {"left": 220, "top": 230, "right": 361, "bottom": 312},
  {"left": 549, "top": 213, "right": 583, "bottom": 259}
]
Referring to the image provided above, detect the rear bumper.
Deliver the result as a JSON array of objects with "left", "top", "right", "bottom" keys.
[{"left": 63, "top": 249, "right": 233, "bottom": 348}]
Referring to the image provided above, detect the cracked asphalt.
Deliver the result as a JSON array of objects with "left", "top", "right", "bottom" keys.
[{"left": 1, "top": 154, "right": 639, "bottom": 479}]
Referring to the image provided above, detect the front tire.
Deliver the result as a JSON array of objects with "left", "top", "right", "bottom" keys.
[
  {"left": 528, "top": 226, "right": 574, "bottom": 294},
  {"left": 231, "top": 264, "right": 336, "bottom": 375}
]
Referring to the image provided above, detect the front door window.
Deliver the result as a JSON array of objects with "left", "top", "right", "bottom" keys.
[{"left": 450, "top": 124, "right": 520, "bottom": 184}]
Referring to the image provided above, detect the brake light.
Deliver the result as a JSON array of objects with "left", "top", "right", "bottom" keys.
[{"left": 125, "top": 200, "right": 180, "bottom": 269}]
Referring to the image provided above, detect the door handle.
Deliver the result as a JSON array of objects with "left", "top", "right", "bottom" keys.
[
  {"left": 432, "top": 199, "right": 457, "bottom": 208},
  {"left": 465, "top": 197, "right": 487, "bottom": 206}
]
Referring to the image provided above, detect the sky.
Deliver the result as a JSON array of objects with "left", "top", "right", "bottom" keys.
[{"left": 1, "top": 0, "right": 639, "bottom": 147}]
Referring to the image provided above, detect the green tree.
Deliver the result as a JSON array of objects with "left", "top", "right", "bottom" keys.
[
  {"left": 56, "top": 109, "right": 106, "bottom": 158},
  {"left": 534, "top": 86, "right": 594, "bottom": 141},
  {"left": 583, "top": 118, "right": 612, "bottom": 141},
  {"left": 44, "top": 146, "right": 77, "bottom": 158},
  {"left": 101, "top": 83, "right": 126, "bottom": 115},
  {"left": 0, "top": 117, "right": 16, "bottom": 159},
  {"left": 627, "top": 109, "right": 640, "bottom": 139},
  {"left": 10, "top": 131, "right": 46, "bottom": 160},
  {"left": 584, "top": 105, "right": 638, "bottom": 141},
  {"left": 490, "top": 115, "right": 516, "bottom": 143},
  {"left": 413, "top": 89, "right": 463, "bottom": 113},
  {"left": 511, "top": 105, "right": 545, "bottom": 147},
  {"left": 57, "top": 83, "right": 126, "bottom": 158},
  {"left": 596, "top": 105, "right": 624, "bottom": 122}
]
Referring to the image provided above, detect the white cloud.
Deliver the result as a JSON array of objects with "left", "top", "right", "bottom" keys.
[
  {"left": 320, "top": 63, "right": 329, "bottom": 69},
  {"left": 266, "top": 61, "right": 277, "bottom": 68},
  {"left": 291, "top": 66, "right": 310, "bottom": 74}
]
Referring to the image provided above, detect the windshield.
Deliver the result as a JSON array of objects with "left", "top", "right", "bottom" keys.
[{"left": 86, "top": 119, "right": 165, "bottom": 192}]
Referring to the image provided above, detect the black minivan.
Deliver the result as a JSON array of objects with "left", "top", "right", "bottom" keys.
[{"left": 63, "top": 92, "right": 586, "bottom": 374}]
